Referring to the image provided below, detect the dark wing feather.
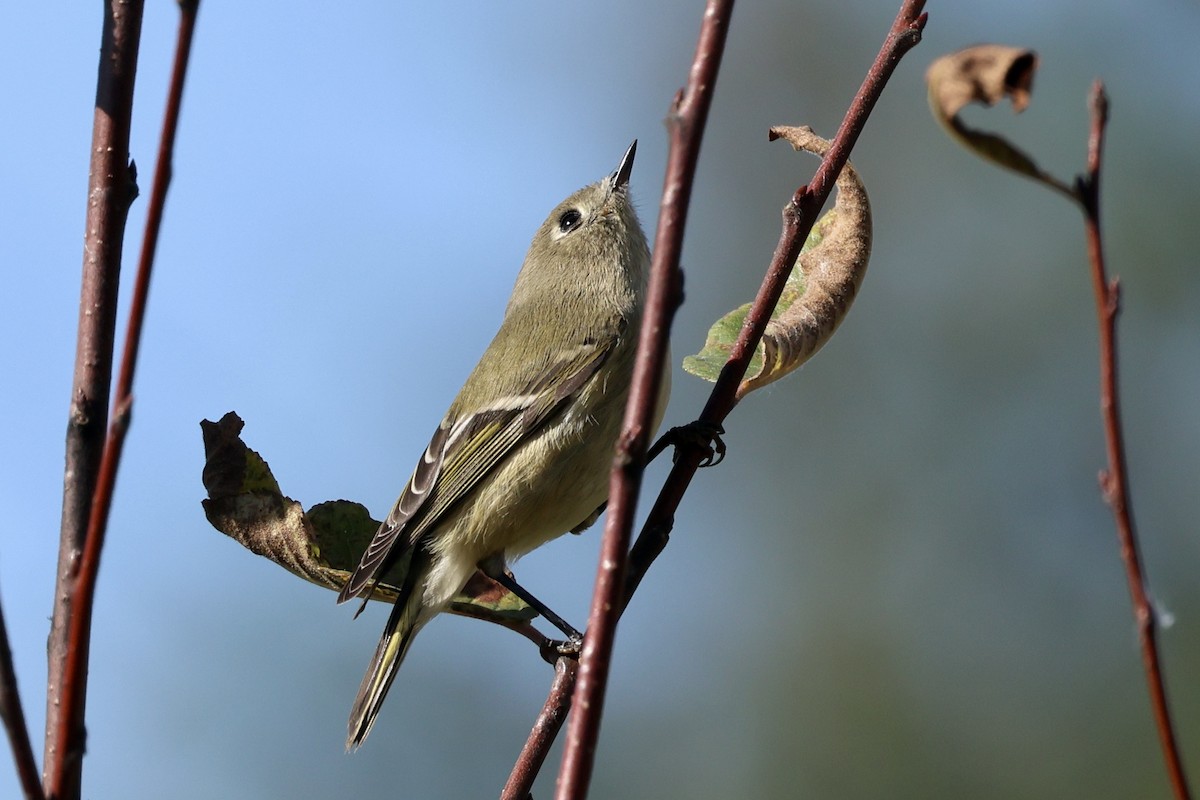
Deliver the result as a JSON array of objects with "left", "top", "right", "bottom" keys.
[
  {"left": 418, "top": 334, "right": 618, "bottom": 531},
  {"left": 336, "top": 424, "right": 449, "bottom": 604}
]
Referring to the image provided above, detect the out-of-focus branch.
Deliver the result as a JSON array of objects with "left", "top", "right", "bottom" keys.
[
  {"left": 45, "top": 3, "right": 201, "bottom": 798},
  {"left": 0, "top": 594, "right": 44, "bottom": 800},
  {"left": 552, "top": 3, "right": 736, "bottom": 798},
  {"left": 1077, "top": 83, "right": 1192, "bottom": 800},
  {"left": 44, "top": 2, "right": 145, "bottom": 796}
]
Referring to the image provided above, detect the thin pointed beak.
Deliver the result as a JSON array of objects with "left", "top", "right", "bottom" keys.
[{"left": 612, "top": 140, "right": 637, "bottom": 191}]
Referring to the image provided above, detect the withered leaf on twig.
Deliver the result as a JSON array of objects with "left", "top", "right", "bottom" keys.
[
  {"left": 683, "top": 126, "right": 872, "bottom": 399},
  {"left": 199, "top": 411, "right": 534, "bottom": 623},
  {"left": 926, "top": 44, "right": 1075, "bottom": 199}
]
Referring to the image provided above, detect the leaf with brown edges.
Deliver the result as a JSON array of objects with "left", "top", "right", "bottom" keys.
[
  {"left": 199, "top": 411, "right": 534, "bottom": 622},
  {"left": 683, "top": 126, "right": 872, "bottom": 398}
]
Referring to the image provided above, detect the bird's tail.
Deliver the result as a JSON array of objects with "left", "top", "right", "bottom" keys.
[{"left": 346, "top": 553, "right": 431, "bottom": 750}]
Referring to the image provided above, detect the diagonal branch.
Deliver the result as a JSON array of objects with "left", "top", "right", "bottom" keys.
[
  {"left": 626, "top": 0, "right": 926, "bottom": 616},
  {"left": 551, "top": 2, "right": 736, "bottom": 797},
  {"left": 45, "top": 3, "right": 202, "bottom": 798},
  {"left": 502, "top": 659, "right": 579, "bottom": 800},
  {"left": 1077, "top": 83, "right": 1192, "bottom": 800},
  {"left": 519, "top": 3, "right": 929, "bottom": 799}
]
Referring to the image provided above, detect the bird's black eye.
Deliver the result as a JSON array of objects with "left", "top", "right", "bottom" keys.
[{"left": 557, "top": 209, "right": 583, "bottom": 233}]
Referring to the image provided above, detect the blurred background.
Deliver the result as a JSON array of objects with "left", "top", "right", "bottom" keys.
[{"left": 2, "top": 1, "right": 1198, "bottom": 797}]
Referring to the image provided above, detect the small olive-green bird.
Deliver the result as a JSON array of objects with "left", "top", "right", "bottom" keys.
[{"left": 336, "top": 141, "right": 668, "bottom": 748}]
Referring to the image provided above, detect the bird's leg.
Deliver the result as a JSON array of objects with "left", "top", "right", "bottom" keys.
[{"left": 477, "top": 556, "right": 582, "bottom": 643}]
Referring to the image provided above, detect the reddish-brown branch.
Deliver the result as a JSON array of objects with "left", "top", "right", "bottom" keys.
[
  {"left": 552, "top": 3, "right": 735, "bottom": 797},
  {"left": 1078, "top": 82, "right": 1192, "bottom": 800},
  {"left": 44, "top": 2, "right": 145, "bottom": 795},
  {"left": 502, "top": 659, "right": 579, "bottom": 800},
  {"left": 0, "top": 596, "right": 44, "bottom": 800},
  {"left": 45, "top": 4, "right": 201, "bottom": 798}
]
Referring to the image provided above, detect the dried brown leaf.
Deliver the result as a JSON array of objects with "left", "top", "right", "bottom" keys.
[
  {"left": 926, "top": 45, "right": 1075, "bottom": 199},
  {"left": 746, "top": 126, "right": 873, "bottom": 397},
  {"left": 926, "top": 44, "right": 1038, "bottom": 118}
]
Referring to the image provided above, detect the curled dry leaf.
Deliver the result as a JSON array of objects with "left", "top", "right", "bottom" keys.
[
  {"left": 926, "top": 45, "right": 1075, "bottom": 198},
  {"left": 682, "top": 126, "right": 872, "bottom": 398},
  {"left": 926, "top": 44, "right": 1038, "bottom": 117},
  {"left": 199, "top": 411, "right": 534, "bottom": 623}
]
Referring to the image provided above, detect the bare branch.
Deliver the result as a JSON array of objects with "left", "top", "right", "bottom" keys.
[
  {"left": 1078, "top": 82, "right": 1192, "bottom": 800},
  {"left": 502, "top": 659, "right": 579, "bottom": 800},
  {"left": 552, "top": 2, "right": 735, "bottom": 797},
  {"left": 44, "top": 2, "right": 145, "bottom": 795}
]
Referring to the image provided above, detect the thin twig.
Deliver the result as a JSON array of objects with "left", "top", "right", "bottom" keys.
[
  {"left": 502, "top": 659, "right": 579, "bottom": 800},
  {"left": 44, "top": 2, "right": 145, "bottom": 795},
  {"left": 45, "top": 4, "right": 201, "bottom": 798},
  {"left": 0, "top": 594, "right": 44, "bottom": 800},
  {"left": 1077, "top": 82, "right": 1192, "bottom": 800},
  {"left": 552, "top": 3, "right": 735, "bottom": 798}
]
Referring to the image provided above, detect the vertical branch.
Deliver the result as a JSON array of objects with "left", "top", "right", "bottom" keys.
[
  {"left": 45, "top": 3, "right": 201, "bottom": 798},
  {"left": 553, "top": 2, "right": 736, "bottom": 798},
  {"left": 0, "top": 595, "right": 44, "bottom": 800},
  {"left": 1078, "top": 83, "right": 1192, "bottom": 800},
  {"left": 44, "top": 2, "right": 145, "bottom": 795}
]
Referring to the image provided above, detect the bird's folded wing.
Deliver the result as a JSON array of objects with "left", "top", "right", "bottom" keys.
[{"left": 337, "top": 333, "right": 618, "bottom": 604}]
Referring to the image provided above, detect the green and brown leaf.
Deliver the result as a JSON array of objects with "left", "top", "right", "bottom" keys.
[
  {"left": 683, "top": 126, "right": 872, "bottom": 398},
  {"left": 199, "top": 411, "right": 534, "bottom": 623}
]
